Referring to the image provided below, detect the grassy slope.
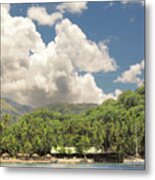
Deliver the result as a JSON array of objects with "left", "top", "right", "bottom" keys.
[{"left": 1, "top": 98, "right": 17, "bottom": 113}]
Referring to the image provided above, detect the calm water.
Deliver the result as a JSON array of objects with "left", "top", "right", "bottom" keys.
[{"left": 1, "top": 162, "right": 145, "bottom": 170}]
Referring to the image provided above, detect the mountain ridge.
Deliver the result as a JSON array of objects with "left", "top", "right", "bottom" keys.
[
  {"left": 1, "top": 97, "right": 98, "bottom": 116},
  {"left": 1, "top": 97, "right": 33, "bottom": 116},
  {"left": 39, "top": 103, "right": 98, "bottom": 114}
]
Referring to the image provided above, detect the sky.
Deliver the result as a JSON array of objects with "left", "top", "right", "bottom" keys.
[{"left": 1, "top": 1, "right": 145, "bottom": 107}]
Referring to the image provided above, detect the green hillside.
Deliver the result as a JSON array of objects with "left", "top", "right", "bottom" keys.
[
  {"left": 1, "top": 98, "right": 18, "bottom": 115},
  {"left": 0, "top": 97, "right": 32, "bottom": 116},
  {"left": 1, "top": 85, "right": 145, "bottom": 158},
  {"left": 44, "top": 103, "right": 98, "bottom": 114},
  {"left": 1, "top": 99, "right": 17, "bottom": 111}
]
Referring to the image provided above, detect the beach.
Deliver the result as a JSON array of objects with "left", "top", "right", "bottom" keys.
[
  {"left": 0, "top": 157, "right": 94, "bottom": 164},
  {"left": 1, "top": 156, "right": 144, "bottom": 164}
]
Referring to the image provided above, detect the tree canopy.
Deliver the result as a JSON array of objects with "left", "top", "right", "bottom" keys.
[{"left": 0, "top": 85, "right": 145, "bottom": 158}]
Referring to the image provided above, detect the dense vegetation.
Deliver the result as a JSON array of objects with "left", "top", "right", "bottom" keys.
[
  {"left": 0, "top": 85, "right": 145, "bottom": 158},
  {"left": 44, "top": 103, "right": 98, "bottom": 114}
]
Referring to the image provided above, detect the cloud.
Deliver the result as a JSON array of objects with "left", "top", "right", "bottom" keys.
[
  {"left": 1, "top": 4, "right": 119, "bottom": 107},
  {"left": 1, "top": 4, "right": 45, "bottom": 80},
  {"left": 27, "top": 6, "right": 63, "bottom": 26},
  {"left": 114, "top": 89, "right": 123, "bottom": 98},
  {"left": 121, "top": 0, "right": 144, "bottom": 6},
  {"left": 56, "top": 2, "right": 87, "bottom": 14},
  {"left": 114, "top": 60, "right": 144, "bottom": 87},
  {"left": 1, "top": 3, "right": 10, "bottom": 12},
  {"left": 27, "top": 2, "right": 88, "bottom": 26},
  {"left": 54, "top": 19, "right": 117, "bottom": 73}
]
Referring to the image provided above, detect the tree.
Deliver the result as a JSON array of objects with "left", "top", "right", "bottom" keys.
[{"left": 76, "top": 135, "right": 91, "bottom": 158}]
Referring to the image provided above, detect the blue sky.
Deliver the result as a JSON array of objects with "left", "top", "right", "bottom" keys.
[
  {"left": 1, "top": 1, "right": 145, "bottom": 106},
  {"left": 9, "top": 1, "right": 144, "bottom": 94}
]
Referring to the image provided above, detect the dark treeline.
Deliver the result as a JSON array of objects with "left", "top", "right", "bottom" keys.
[{"left": 0, "top": 85, "right": 145, "bottom": 158}]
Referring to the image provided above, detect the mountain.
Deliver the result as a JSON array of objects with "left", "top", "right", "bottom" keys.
[
  {"left": 1, "top": 97, "right": 33, "bottom": 116},
  {"left": 44, "top": 103, "right": 98, "bottom": 114},
  {"left": 1, "top": 97, "right": 97, "bottom": 116}
]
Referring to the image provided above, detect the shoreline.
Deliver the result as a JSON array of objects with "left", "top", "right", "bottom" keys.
[
  {"left": 1, "top": 157, "right": 145, "bottom": 164},
  {"left": 0, "top": 158, "right": 94, "bottom": 164},
  {"left": 123, "top": 158, "right": 145, "bottom": 163},
  {"left": 1, "top": 158, "right": 53, "bottom": 164}
]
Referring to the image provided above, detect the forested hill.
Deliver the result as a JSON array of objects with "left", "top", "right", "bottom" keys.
[
  {"left": 1, "top": 85, "right": 145, "bottom": 157},
  {"left": 0, "top": 97, "right": 33, "bottom": 116},
  {"left": 43, "top": 103, "right": 98, "bottom": 114}
]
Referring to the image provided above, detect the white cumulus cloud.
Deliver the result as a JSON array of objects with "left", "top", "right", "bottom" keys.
[
  {"left": 1, "top": 4, "right": 119, "bottom": 107},
  {"left": 114, "top": 60, "right": 144, "bottom": 87},
  {"left": 27, "top": 6, "right": 63, "bottom": 26},
  {"left": 54, "top": 19, "right": 117, "bottom": 73},
  {"left": 56, "top": 2, "right": 87, "bottom": 14}
]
